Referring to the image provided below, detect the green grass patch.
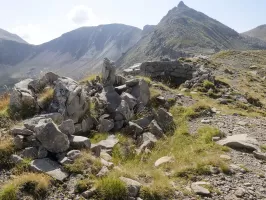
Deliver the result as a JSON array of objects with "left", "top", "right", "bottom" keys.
[
  {"left": 64, "top": 151, "right": 102, "bottom": 174},
  {"left": 96, "top": 177, "right": 127, "bottom": 200}
]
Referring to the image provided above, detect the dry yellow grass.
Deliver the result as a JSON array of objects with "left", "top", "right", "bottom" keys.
[
  {"left": 0, "top": 93, "right": 10, "bottom": 116},
  {"left": 0, "top": 173, "right": 52, "bottom": 200},
  {"left": 0, "top": 135, "right": 14, "bottom": 165}
]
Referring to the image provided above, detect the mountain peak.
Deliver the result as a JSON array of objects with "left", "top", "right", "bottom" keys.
[{"left": 177, "top": 1, "right": 187, "bottom": 8}]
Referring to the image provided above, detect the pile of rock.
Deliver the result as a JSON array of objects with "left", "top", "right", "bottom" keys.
[{"left": 8, "top": 58, "right": 175, "bottom": 181}]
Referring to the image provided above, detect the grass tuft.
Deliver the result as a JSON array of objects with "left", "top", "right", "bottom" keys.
[
  {"left": 64, "top": 151, "right": 102, "bottom": 174},
  {"left": 96, "top": 177, "right": 127, "bottom": 200},
  {"left": 0, "top": 173, "right": 51, "bottom": 200}
]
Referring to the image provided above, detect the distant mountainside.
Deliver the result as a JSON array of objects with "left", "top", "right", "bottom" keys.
[
  {"left": 117, "top": 1, "right": 266, "bottom": 68},
  {"left": 0, "top": 24, "right": 142, "bottom": 87},
  {"left": 242, "top": 25, "right": 266, "bottom": 42},
  {"left": 0, "top": 28, "right": 28, "bottom": 44}
]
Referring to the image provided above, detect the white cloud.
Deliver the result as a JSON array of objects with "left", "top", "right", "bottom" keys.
[
  {"left": 9, "top": 24, "right": 50, "bottom": 45},
  {"left": 68, "top": 5, "right": 109, "bottom": 26}
]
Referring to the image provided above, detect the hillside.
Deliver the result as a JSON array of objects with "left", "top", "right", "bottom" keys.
[
  {"left": 242, "top": 25, "right": 266, "bottom": 42},
  {"left": 2, "top": 52, "right": 266, "bottom": 199},
  {"left": 117, "top": 1, "right": 266, "bottom": 69},
  {"left": 0, "top": 28, "right": 27, "bottom": 44},
  {"left": 0, "top": 24, "right": 142, "bottom": 88}
]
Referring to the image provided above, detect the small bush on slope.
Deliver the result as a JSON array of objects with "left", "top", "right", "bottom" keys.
[{"left": 0, "top": 173, "right": 51, "bottom": 200}]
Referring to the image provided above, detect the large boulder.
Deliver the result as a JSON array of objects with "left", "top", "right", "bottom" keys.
[
  {"left": 50, "top": 77, "right": 89, "bottom": 123},
  {"left": 59, "top": 119, "right": 75, "bottom": 135},
  {"left": 102, "top": 58, "right": 116, "bottom": 87},
  {"left": 130, "top": 79, "right": 150, "bottom": 106},
  {"left": 98, "top": 86, "right": 121, "bottom": 113},
  {"left": 70, "top": 136, "right": 91, "bottom": 149},
  {"left": 121, "top": 92, "right": 137, "bottom": 110},
  {"left": 23, "top": 113, "right": 63, "bottom": 131},
  {"left": 34, "top": 119, "right": 70, "bottom": 153},
  {"left": 155, "top": 108, "right": 174, "bottom": 132},
  {"left": 28, "top": 72, "right": 59, "bottom": 93},
  {"left": 217, "top": 134, "right": 259, "bottom": 152},
  {"left": 9, "top": 79, "right": 38, "bottom": 117}
]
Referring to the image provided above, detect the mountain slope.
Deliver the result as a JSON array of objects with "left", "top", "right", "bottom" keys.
[
  {"left": 242, "top": 25, "right": 266, "bottom": 42},
  {"left": 117, "top": 1, "right": 266, "bottom": 68},
  {"left": 0, "top": 28, "right": 27, "bottom": 44},
  {"left": 1, "top": 24, "right": 141, "bottom": 85}
]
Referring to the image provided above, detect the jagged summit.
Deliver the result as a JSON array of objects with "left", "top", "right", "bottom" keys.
[
  {"left": 117, "top": 1, "right": 266, "bottom": 68},
  {"left": 177, "top": 1, "right": 187, "bottom": 8}
]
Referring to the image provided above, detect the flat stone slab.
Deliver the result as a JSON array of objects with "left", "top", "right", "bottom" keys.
[
  {"left": 30, "top": 158, "right": 69, "bottom": 181},
  {"left": 154, "top": 156, "right": 174, "bottom": 167},
  {"left": 96, "top": 135, "right": 119, "bottom": 149},
  {"left": 217, "top": 134, "right": 259, "bottom": 152}
]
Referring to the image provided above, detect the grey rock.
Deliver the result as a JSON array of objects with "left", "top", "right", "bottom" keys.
[
  {"left": 217, "top": 134, "right": 259, "bottom": 151},
  {"left": 58, "top": 157, "right": 73, "bottom": 165},
  {"left": 14, "top": 135, "right": 24, "bottom": 149},
  {"left": 38, "top": 146, "right": 48, "bottom": 158},
  {"left": 115, "top": 75, "right": 127, "bottom": 86},
  {"left": 102, "top": 58, "right": 116, "bottom": 87},
  {"left": 59, "top": 119, "right": 75, "bottom": 135},
  {"left": 235, "top": 187, "right": 246, "bottom": 198},
  {"left": 119, "top": 177, "right": 142, "bottom": 197},
  {"left": 34, "top": 119, "right": 70, "bottom": 153},
  {"left": 96, "top": 166, "right": 109, "bottom": 177},
  {"left": 70, "top": 136, "right": 91, "bottom": 149},
  {"left": 21, "top": 147, "right": 38, "bottom": 159},
  {"left": 253, "top": 151, "right": 266, "bottom": 160},
  {"left": 100, "top": 158, "right": 114, "bottom": 168},
  {"left": 30, "top": 158, "right": 69, "bottom": 181},
  {"left": 51, "top": 77, "right": 89, "bottom": 123},
  {"left": 126, "top": 79, "right": 139, "bottom": 87},
  {"left": 156, "top": 108, "right": 174, "bottom": 132},
  {"left": 98, "top": 86, "right": 121, "bottom": 112},
  {"left": 149, "top": 120, "right": 164, "bottom": 138},
  {"left": 132, "top": 115, "right": 153, "bottom": 128},
  {"left": 74, "top": 123, "right": 83, "bottom": 134},
  {"left": 115, "top": 84, "right": 128, "bottom": 94},
  {"left": 131, "top": 79, "right": 150, "bottom": 106},
  {"left": 10, "top": 154, "right": 23, "bottom": 164},
  {"left": 23, "top": 113, "right": 63, "bottom": 131},
  {"left": 191, "top": 182, "right": 210, "bottom": 196},
  {"left": 121, "top": 92, "right": 137, "bottom": 109},
  {"left": 91, "top": 144, "right": 101, "bottom": 157},
  {"left": 96, "top": 135, "right": 119, "bottom": 150},
  {"left": 116, "top": 100, "right": 133, "bottom": 121},
  {"left": 81, "top": 117, "right": 94, "bottom": 132},
  {"left": 39, "top": 113, "right": 64, "bottom": 124},
  {"left": 98, "top": 118, "right": 114, "bottom": 132},
  {"left": 67, "top": 150, "right": 81, "bottom": 160},
  {"left": 11, "top": 126, "right": 34, "bottom": 136},
  {"left": 137, "top": 132, "right": 157, "bottom": 153},
  {"left": 9, "top": 79, "right": 37, "bottom": 116},
  {"left": 113, "top": 120, "right": 124, "bottom": 131},
  {"left": 82, "top": 187, "right": 97, "bottom": 199},
  {"left": 127, "top": 121, "right": 143, "bottom": 137}
]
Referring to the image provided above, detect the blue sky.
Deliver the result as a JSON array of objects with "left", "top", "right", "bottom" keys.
[{"left": 0, "top": 0, "right": 265, "bottom": 44}]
